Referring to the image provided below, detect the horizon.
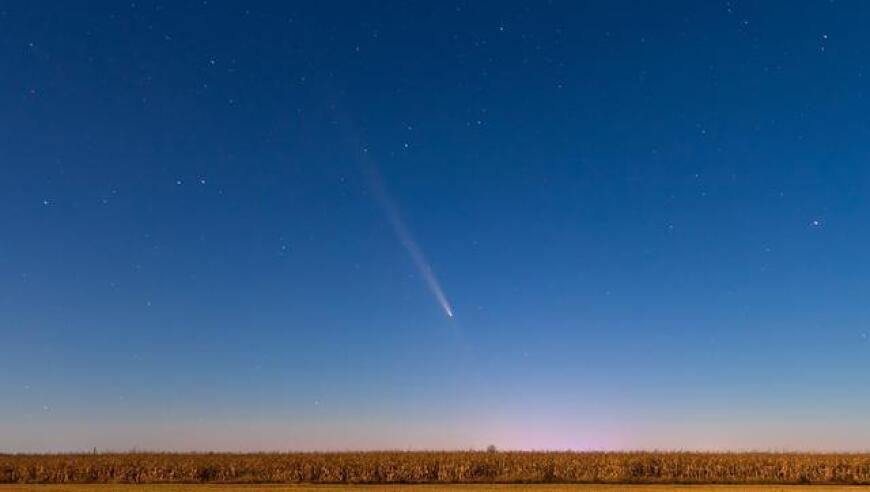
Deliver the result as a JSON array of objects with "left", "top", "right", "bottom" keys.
[
  {"left": 8, "top": 449, "right": 870, "bottom": 455},
  {"left": 4, "top": 0, "right": 870, "bottom": 453}
]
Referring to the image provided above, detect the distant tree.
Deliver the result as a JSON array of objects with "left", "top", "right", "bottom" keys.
[{"left": 486, "top": 444, "right": 497, "bottom": 453}]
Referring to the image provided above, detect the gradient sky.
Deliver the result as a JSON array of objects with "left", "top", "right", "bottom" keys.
[{"left": 3, "top": 0, "right": 870, "bottom": 452}]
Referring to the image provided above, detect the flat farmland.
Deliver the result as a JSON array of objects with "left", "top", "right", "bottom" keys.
[
  {"left": 4, "top": 485, "right": 870, "bottom": 492},
  {"left": 6, "top": 452, "right": 870, "bottom": 485}
]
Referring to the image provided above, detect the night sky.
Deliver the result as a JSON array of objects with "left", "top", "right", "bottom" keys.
[{"left": 4, "top": 1, "right": 870, "bottom": 452}]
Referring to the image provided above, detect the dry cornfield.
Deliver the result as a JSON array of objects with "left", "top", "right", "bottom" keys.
[{"left": 3, "top": 452, "right": 870, "bottom": 485}]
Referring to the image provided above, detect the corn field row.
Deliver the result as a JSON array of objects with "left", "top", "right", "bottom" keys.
[{"left": 4, "top": 452, "right": 870, "bottom": 484}]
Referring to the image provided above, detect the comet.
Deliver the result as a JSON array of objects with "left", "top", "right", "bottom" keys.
[
  {"left": 326, "top": 104, "right": 455, "bottom": 319},
  {"left": 363, "top": 162, "right": 455, "bottom": 319}
]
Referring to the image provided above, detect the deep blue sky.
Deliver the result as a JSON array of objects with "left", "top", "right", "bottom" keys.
[{"left": 3, "top": 1, "right": 870, "bottom": 451}]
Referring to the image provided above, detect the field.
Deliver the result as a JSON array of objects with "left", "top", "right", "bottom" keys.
[
  {"left": 4, "top": 486, "right": 870, "bottom": 492},
  {"left": 5, "top": 452, "right": 870, "bottom": 486}
]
